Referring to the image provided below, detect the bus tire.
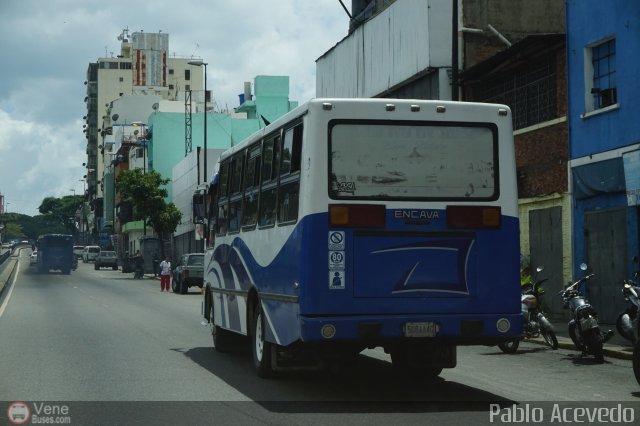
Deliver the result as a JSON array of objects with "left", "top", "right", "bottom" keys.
[
  {"left": 251, "top": 302, "right": 273, "bottom": 378},
  {"left": 210, "top": 302, "right": 232, "bottom": 353}
]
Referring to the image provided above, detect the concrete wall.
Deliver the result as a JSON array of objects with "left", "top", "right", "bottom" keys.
[
  {"left": 518, "top": 194, "right": 573, "bottom": 288},
  {"left": 462, "top": 0, "right": 565, "bottom": 68},
  {"left": 567, "top": 0, "right": 640, "bottom": 159},
  {"left": 567, "top": 0, "right": 640, "bottom": 283}
]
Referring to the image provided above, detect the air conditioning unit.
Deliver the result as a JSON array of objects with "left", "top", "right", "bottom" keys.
[{"left": 600, "top": 88, "right": 617, "bottom": 108}]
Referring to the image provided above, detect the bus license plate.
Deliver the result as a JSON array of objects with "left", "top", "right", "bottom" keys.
[{"left": 404, "top": 322, "right": 437, "bottom": 337}]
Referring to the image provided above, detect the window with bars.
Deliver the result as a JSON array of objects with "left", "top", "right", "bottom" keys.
[
  {"left": 469, "top": 56, "right": 557, "bottom": 131},
  {"left": 591, "top": 39, "right": 616, "bottom": 109}
]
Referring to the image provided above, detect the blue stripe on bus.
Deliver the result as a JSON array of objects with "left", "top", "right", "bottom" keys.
[{"left": 208, "top": 210, "right": 521, "bottom": 345}]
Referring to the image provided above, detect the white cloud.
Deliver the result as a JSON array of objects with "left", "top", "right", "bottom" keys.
[{"left": 0, "top": 0, "right": 349, "bottom": 216}]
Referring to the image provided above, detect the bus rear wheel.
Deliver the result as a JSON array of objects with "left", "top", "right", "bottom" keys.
[
  {"left": 210, "top": 301, "right": 232, "bottom": 353},
  {"left": 251, "top": 303, "right": 274, "bottom": 378}
]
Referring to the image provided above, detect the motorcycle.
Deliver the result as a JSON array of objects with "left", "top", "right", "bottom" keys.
[
  {"left": 559, "top": 263, "right": 613, "bottom": 363},
  {"left": 634, "top": 340, "right": 640, "bottom": 386},
  {"left": 616, "top": 257, "right": 640, "bottom": 343},
  {"left": 133, "top": 263, "right": 144, "bottom": 279},
  {"left": 132, "top": 255, "right": 144, "bottom": 279},
  {"left": 499, "top": 266, "right": 558, "bottom": 353}
]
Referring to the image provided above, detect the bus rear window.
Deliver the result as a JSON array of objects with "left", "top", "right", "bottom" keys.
[{"left": 329, "top": 122, "right": 498, "bottom": 200}]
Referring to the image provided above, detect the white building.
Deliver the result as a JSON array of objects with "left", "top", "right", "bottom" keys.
[{"left": 84, "top": 28, "right": 205, "bottom": 243}]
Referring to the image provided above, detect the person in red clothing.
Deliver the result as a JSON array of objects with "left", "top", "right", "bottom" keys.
[{"left": 159, "top": 256, "right": 172, "bottom": 292}]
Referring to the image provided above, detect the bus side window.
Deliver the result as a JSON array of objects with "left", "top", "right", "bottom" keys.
[
  {"left": 228, "top": 152, "right": 245, "bottom": 234},
  {"left": 259, "top": 135, "right": 280, "bottom": 227},
  {"left": 207, "top": 183, "right": 217, "bottom": 248},
  {"left": 278, "top": 123, "right": 302, "bottom": 223},
  {"left": 242, "top": 143, "right": 261, "bottom": 230},
  {"left": 216, "top": 160, "right": 230, "bottom": 236}
]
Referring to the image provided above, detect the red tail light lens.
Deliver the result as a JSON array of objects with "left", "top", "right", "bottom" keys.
[
  {"left": 446, "top": 205, "right": 501, "bottom": 229},
  {"left": 329, "top": 204, "right": 386, "bottom": 228}
]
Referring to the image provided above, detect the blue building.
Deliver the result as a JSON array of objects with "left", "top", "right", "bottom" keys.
[{"left": 566, "top": 0, "right": 640, "bottom": 322}]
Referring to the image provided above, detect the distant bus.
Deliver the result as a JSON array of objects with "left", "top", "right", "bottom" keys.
[
  {"left": 202, "top": 98, "right": 521, "bottom": 377},
  {"left": 36, "top": 234, "right": 74, "bottom": 274}
]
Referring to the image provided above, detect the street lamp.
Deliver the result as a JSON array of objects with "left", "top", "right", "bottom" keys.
[
  {"left": 69, "top": 189, "right": 77, "bottom": 239},
  {"left": 79, "top": 179, "right": 87, "bottom": 244},
  {"left": 189, "top": 59, "right": 209, "bottom": 251},
  {"left": 188, "top": 60, "right": 208, "bottom": 185}
]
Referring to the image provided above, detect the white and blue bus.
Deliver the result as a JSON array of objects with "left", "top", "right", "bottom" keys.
[{"left": 203, "top": 98, "right": 521, "bottom": 377}]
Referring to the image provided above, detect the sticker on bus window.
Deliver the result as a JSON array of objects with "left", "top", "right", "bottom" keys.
[
  {"left": 328, "top": 231, "right": 345, "bottom": 251},
  {"left": 335, "top": 181, "right": 356, "bottom": 193},
  {"left": 329, "top": 251, "right": 345, "bottom": 270},
  {"left": 329, "top": 271, "right": 345, "bottom": 289}
]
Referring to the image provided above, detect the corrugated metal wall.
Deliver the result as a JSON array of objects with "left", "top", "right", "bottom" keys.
[{"left": 316, "top": 0, "right": 451, "bottom": 98}]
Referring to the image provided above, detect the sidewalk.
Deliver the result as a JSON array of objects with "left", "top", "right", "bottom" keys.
[{"left": 527, "top": 321, "right": 635, "bottom": 360}]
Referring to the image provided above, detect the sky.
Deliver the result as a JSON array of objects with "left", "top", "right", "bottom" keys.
[{"left": 0, "top": 0, "right": 349, "bottom": 216}]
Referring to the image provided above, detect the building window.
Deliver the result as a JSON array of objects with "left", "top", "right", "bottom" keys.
[
  {"left": 467, "top": 52, "right": 558, "bottom": 130},
  {"left": 119, "top": 77, "right": 124, "bottom": 82},
  {"left": 169, "top": 84, "right": 174, "bottom": 90},
  {"left": 168, "top": 69, "right": 174, "bottom": 75},
  {"left": 590, "top": 38, "right": 616, "bottom": 110},
  {"left": 185, "top": 69, "right": 191, "bottom": 81}
]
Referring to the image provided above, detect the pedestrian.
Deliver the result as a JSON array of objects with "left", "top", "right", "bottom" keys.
[
  {"left": 153, "top": 252, "right": 160, "bottom": 277},
  {"left": 159, "top": 256, "right": 171, "bottom": 292},
  {"left": 133, "top": 250, "right": 144, "bottom": 279}
]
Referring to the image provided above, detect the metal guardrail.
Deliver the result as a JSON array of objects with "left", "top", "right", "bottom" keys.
[{"left": 0, "top": 250, "right": 10, "bottom": 266}]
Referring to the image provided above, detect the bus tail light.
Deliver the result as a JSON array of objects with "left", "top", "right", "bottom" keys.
[
  {"left": 446, "top": 205, "right": 501, "bottom": 229},
  {"left": 329, "top": 204, "right": 385, "bottom": 228}
]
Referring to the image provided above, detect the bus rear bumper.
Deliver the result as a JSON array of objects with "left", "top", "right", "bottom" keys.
[{"left": 300, "top": 313, "right": 522, "bottom": 345}]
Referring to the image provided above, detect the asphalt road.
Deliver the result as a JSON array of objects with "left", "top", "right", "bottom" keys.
[{"left": 0, "top": 249, "right": 639, "bottom": 425}]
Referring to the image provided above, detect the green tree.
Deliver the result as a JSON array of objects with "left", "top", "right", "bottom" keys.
[
  {"left": 38, "top": 195, "right": 82, "bottom": 236},
  {"left": 1, "top": 221, "right": 23, "bottom": 240},
  {"left": 116, "top": 169, "right": 182, "bottom": 237}
]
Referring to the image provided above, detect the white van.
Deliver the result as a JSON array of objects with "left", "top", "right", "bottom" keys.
[
  {"left": 73, "top": 245, "right": 85, "bottom": 259},
  {"left": 82, "top": 245, "right": 101, "bottom": 262}
]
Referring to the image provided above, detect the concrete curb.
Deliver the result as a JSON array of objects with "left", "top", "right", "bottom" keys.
[
  {"left": 527, "top": 336, "right": 634, "bottom": 361},
  {"left": 0, "top": 256, "right": 19, "bottom": 301}
]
